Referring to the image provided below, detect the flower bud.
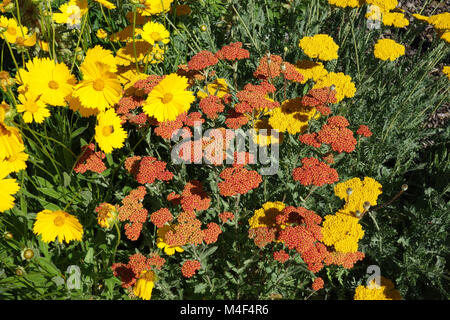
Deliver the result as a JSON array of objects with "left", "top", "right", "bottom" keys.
[
  {"left": 15, "top": 267, "right": 25, "bottom": 276},
  {"left": 401, "top": 184, "right": 408, "bottom": 191},
  {"left": 330, "top": 84, "right": 336, "bottom": 91},
  {"left": 200, "top": 24, "right": 207, "bottom": 32},
  {"left": 154, "top": 52, "right": 162, "bottom": 61},
  {"left": 346, "top": 188, "right": 353, "bottom": 195},
  {"left": 3, "top": 231, "right": 13, "bottom": 240},
  {"left": 355, "top": 210, "right": 362, "bottom": 218},
  {"left": 363, "top": 201, "right": 371, "bottom": 211},
  {"left": 22, "top": 248, "right": 35, "bottom": 260}
]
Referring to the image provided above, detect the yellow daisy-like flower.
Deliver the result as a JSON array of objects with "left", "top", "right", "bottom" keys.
[
  {"left": 197, "top": 78, "right": 230, "bottom": 100},
  {"left": 133, "top": 270, "right": 156, "bottom": 300},
  {"left": 354, "top": 276, "right": 402, "bottom": 300},
  {"left": 96, "top": 28, "right": 108, "bottom": 39},
  {"left": 141, "top": 21, "right": 170, "bottom": 45},
  {"left": 321, "top": 211, "right": 364, "bottom": 253},
  {"left": 299, "top": 34, "right": 339, "bottom": 61},
  {"left": 143, "top": 73, "right": 195, "bottom": 122},
  {"left": 94, "top": 0, "right": 116, "bottom": 9},
  {"left": 334, "top": 177, "right": 383, "bottom": 215},
  {"left": 73, "top": 61, "right": 122, "bottom": 112},
  {"left": 115, "top": 40, "right": 151, "bottom": 66},
  {"left": 251, "top": 118, "right": 283, "bottom": 147},
  {"left": 66, "top": 95, "right": 99, "bottom": 117},
  {"left": 0, "top": 122, "right": 24, "bottom": 161},
  {"left": 156, "top": 225, "right": 184, "bottom": 255},
  {"left": 268, "top": 98, "right": 318, "bottom": 135},
  {"left": 137, "top": 0, "right": 174, "bottom": 16},
  {"left": 117, "top": 68, "right": 148, "bottom": 96},
  {"left": 327, "top": 0, "right": 363, "bottom": 8},
  {"left": 428, "top": 12, "right": 450, "bottom": 30},
  {"left": 443, "top": 66, "right": 450, "bottom": 80},
  {"left": 33, "top": 209, "right": 84, "bottom": 243},
  {"left": 96, "top": 203, "right": 118, "bottom": 229},
  {"left": 373, "top": 38, "right": 405, "bottom": 61},
  {"left": 0, "top": 16, "right": 19, "bottom": 43},
  {"left": 147, "top": 43, "right": 165, "bottom": 65},
  {"left": 382, "top": 12, "right": 409, "bottom": 28},
  {"left": 0, "top": 161, "right": 20, "bottom": 213},
  {"left": 313, "top": 72, "right": 356, "bottom": 103},
  {"left": 248, "top": 201, "right": 286, "bottom": 230},
  {"left": 16, "top": 90, "right": 50, "bottom": 123},
  {"left": 17, "top": 57, "right": 76, "bottom": 107},
  {"left": 84, "top": 45, "right": 117, "bottom": 73},
  {"left": 53, "top": 0, "right": 88, "bottom": 28},
  {"left": 365, "top": 0, "right": 397, "bottom": 12},
  {"left": 94, "top": 109, "right": 127, "bottom": 154},
  {"left": 3, "top": 150, "right": 28, "bottom": 174}
]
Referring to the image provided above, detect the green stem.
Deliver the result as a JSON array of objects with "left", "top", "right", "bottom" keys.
[{"left": 113, "top": 222, "right": 121, "bottom": 262}]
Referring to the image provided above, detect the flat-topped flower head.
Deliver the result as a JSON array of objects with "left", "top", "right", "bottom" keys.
[
  {"left": 33, "top": 210, "right": 83, "bottom": 243},
  {"left": 299, "top": 34, "right": 339, "bottom": 61},
  {"left": 373, "top": 38, "right": 405, "bottom": 61}
]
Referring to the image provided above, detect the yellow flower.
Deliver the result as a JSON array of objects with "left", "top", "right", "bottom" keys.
[
  {"left": 117, "top": 68, "right": 148, "bottom": 95},
  {"left": 94, "top": 0, "right": 116, "bottom": 9},
  {"left": 0, "top": 70, "right": 15, "bottom": 91},
  {"left": 84, "top": 45, "right": 117, "bottom": 73},
  {"left": 252, "top": 118, "right": 283, "bottom": 146},
  {"left": 428, "top": 12, "right": 450, "bottom": 30},
  {"left": 16, "top": 57, "right": 76, "bottom": 107},
  {"left": 327, "top": 0, "right": 363, "bottom": 8},
  {"left": 443, "top": 66, "right": 450, "bottom": 79},
  {"left": 96, "top": 28, "right": 108, "bottom": 39},
  {"left": 133, "top": 270, "right": 156, "bottom": 300},
  {"left": 299, "top": 34, "right": 339, "bottom": 61},
  {"left": 53, "top": 0, "right": 88, "bottom": 28},
  {"left": 137, "top": 0, "right": 174, "bottom": 16},
  {"left": 268, "top": 98, "right": 317, "bottom": 135},
  {"left": 16, "top": 90, "right": 50, "bottom": 123},
  {"left": 94, "top": 109, "right": 127, "bottom": 154},
  {"left": 438, "top": 29, "right": 450, "bottom": 44},
  {"left": 0, "top": 122, "right": 24, "bottom": 161},
  {"left": 96, "top": 203, "right": 118, "bottom": 229},
  {"left": 147, "top": 43, "right": 165, "bottom": 65},
  {"left": 321, "top": 211, "right": 364, "bottom": 253},
  {"left": 115, "top": 40, "right": 151, "bottom": 66},
  {"left": 412, "top": 13, "right": 429, "bottom": 22},
  {"left": 73, "top": 61, "right": 122, "bottom": 112},
  {"left": 294, "top": 60, "right": 328, "bottom": 84},
  {"left": 110, "top": 25, "right": 143, "bottom": 42},
  {"left": 156, "top": 225, "right": 184, "bottom": 255},
  {"left": 365, "top": 0, "right": 398, "bottom": 12},
  {"left": 33, "top": 209, "right": 83, "bottom": 243},
  {"left": 248, "top": 201, "right": 286, "bottom": 230},
  {"left": 313, "top": 72, "right": 356, "bottom": 102},
  {"left": 66, "top": 95, "right": 99, "bottom": 117},
  {"left": 334, "top": 177, "right": 383, "bottom": 215},
  {"left": 354, "top": 276, "right": 402, "bottom": 300},
  {"left": 197, "top": 78, "right": 230, "bottom": 100},
  {"left": 382, "top": 12, "right": 409, "bottom": 28},
  {"left": 0, "top": 161, "right": 20, "bottom": 212},
  {"left": 3, "top": 150, "right": 28, "bottom": 173},
  {"left": 38, "top": 39, "right": 49, "bottom": 52},
  {"left": 143, "top": 73, "right": 195, "bottom": 122},
  {"left": 141, "top": 21, "right": 170, "bottom": 45},
  {"left": 373, "top": 38, "right": 405, "bottom": 61}
]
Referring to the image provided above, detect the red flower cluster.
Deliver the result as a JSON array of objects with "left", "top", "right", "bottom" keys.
[
  {"left": 154, "top": 112, "right": 203, "bottom": 140},
  {"left": 150, "top": 208, "right": 173, "bottom": 228},
  {"left": 133, "top": 75, "right": 164, "bottom": 95},
  {"left": 280, "top": 62, "right": 305, "bottom": 82},
  {"left": 74, "top": 143, "right": 107, "bottom": 174},
  {"left": 111, "top": 253, "right": 152, "bottom": 289},
  {"left": 118, "top": 186, "right": 148, "bottom": 241},
  {"left": 273, "top": 249, "right": 290, "bottom": 263},
  {"left": 199, "top": 95, "right": 225, "bottom": 119},
  {"left": 116, "top": 96, "right": 144, "bottom": 115},
  {"left": 181, "top": 260, "right": 201, "bottom": 278},
  {"left": 164, "top": 212, "right": 204, "bottom": 247},
  {"left": 124, "top": 156, "right": 173, "bottom": 185},
  {"left": 225, "top": 109, "right": 249, "bottom": 129},
  {"left": 187, "top": 50, "right": 218, "bottom": 71},
  {"left": 317, "top": 116, "right": 357, "bottom": 153},
  {"left": 301, "top": 87, "right": 337, "bottom": 116},
  {"left": 312, "top": 277, "right": 324, "bottom": 291},
  {"left": 248, "top": 227, "right": 276, "bottom": 248},
  {"left": 202, "top": 222, "right": 222, "bottom": 244},
  {"left": 298, "top": 133, "right": 322, "bottom": 148},
  {"left": 292, "top": 157, "right": 339, "bottom": 187},
  {"left": 218, "top": 165, "right": 262, "bottom": 197},
  {"left": 253, "top": 54, "right": 283, "bottom": 79},
  {"left": 356, "top": 124, "right": 373, "bottom": 137},
  {"left": 148, "top": 253, "right": 166, "bottom": 270},
  {"left": 218, "top": 211, "right": 235, "bottom": 223},
  {"left": 167, "top": 180, "right": 211, "bottom": 213},
  {"left": 235, "top": 81, "right": 279, "bottom": 114},
  {"left": 215, "top": 42, "right": 250, "bottom": 61},
  {"left": 323, "top": 251, "right": 365, "bottom": 269}
]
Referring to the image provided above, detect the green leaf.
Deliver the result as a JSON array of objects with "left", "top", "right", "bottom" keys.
[{"left": 34, "top": 257, "right": 61, "bottom": 277}]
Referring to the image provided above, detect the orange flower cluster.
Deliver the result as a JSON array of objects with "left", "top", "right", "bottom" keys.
[
  {"left": 312, "top": 277, "right": 324, "bottom": 291},
  {"left": 118, "top": 186, "right": 148, "bottom": 241},
  {"left": 356, "top": 124, "right": 373, "bottom": 137},
  {"left": 225, "top": 109, "right": 249, "bottom": 129},
  {"left": 218, "top": 211, "right": 234, "bottom": 223},
  {"left": 299, "top": 133, "right": 322, "bottom": 148},
  {"left": 187, "top": 50, "right": 218, "bottom": 71},
  {"left": 234, "top": 81, "right": 279, "bottom": 114},
  {"left": 181, "top": 260, "right": 201, "bottom": 278},
  {"left": 324, "top": 251, "right": 365, "bottom": 269},
  {"left": 112, "top": 253, "right": 153, "bottom": 289},
  {"left": 150, "top": 208, "right": 173, "bottom": 228},
  {"left": 74, "top": 143, "right": 107, "bottom": 174},
  {"left": 273, "top": 249, "right": 290, "bottom": 263},
  {"left": 133, "top": 75, "right": 164, "bottom": 95},
  {"left": 253, "top": 54, "right": 304, "bottom": 82},
  {"left": 301, "top": 87, "right": 337, "bottom": 116},
  {"left": 317, "top": 116, "right": 357, "bottom": 153},
  {"left": 292, "top": 157, "right": 339, "bottom": 187},
  {"left": 215, "top": 42, "right": 250, "bottom": 61},
  {"left": 154, "top": 111, "right": 204, "bottom": 139},
  {"left": 202, "top": 222, "right": 222, "bottom": 244},
  {"left": 199, "top": 95, "right": 224, "bottom": 119},
  {"left": 124, "top": 156, "right": 173, "bottom": 185},
  {"left": 248, "top": 227, "right": 276, "bottom": 248},
  {"left": 168, "top": 180, "right": 211, "bottom": 213},
  {"left": 218, "top": 165, "right": 262, "bottom": 197},
  {"left": 148, "top": 253, "right": 166, "bottom": 270}
]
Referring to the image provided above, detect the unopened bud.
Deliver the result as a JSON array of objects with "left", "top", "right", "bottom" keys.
[
  {"left": 355, "top": 210, "right": 362, "bottom": 218},
  {"left": 3, "top": 231, "right": 13, "bottom": 240},
  {"left": 200, "top": 24, "right": 207, "bottom": 32},
  {"left": 363, "top": 201, "right": 371, "bottom": 211},
  {"left": 15, "top": 267, "right": 25, "bottom": 276},
  {"left": 22, "top": 248, "right": 35, "bottom": 260},
  {"left": 330, "top": 84, "right": 336, "bottom": 91},
  {"left": 401, "top": 184, "right": 408, "bottom": 191},
  {"left": 346, "top": 188, "right": 353, "bottom": 195}
]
